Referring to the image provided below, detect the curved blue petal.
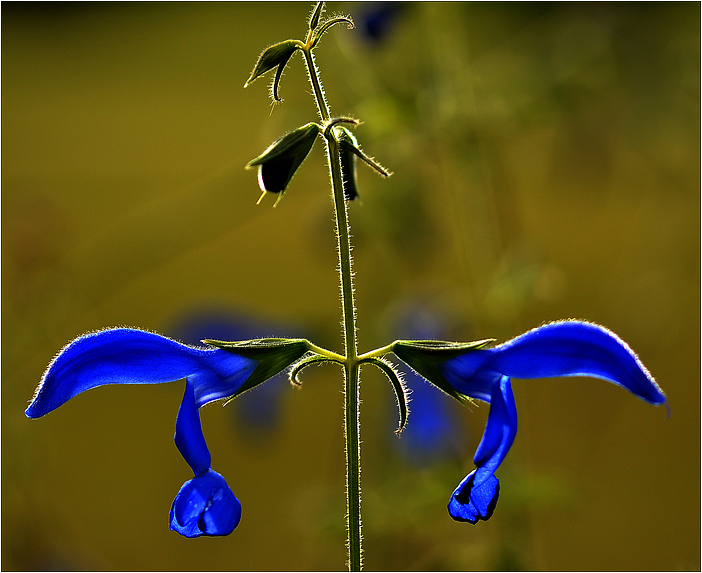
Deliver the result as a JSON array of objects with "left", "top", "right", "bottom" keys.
[
  {"left": 490, "top": 321, "right": 666, "bottom": 404},
  {"left": 448, "top": 469, "right": 500, "bottom": 524},
  {"left": 169, "top": 469, "right": 242, "bottom": 538},
  {"left": 175, "top": 380, "right": 211, "bottom": 475},
  {"left": 444, "top": 321, "right": 666, "bottom": 407},
  {"left": 441, "top": 353, "right": 495, "bottom": 403},
  {"left": 25, "top": 328, "right": 257, "bottom": 419},
  {"left": 473, "top": 376, "right": 518, "bottom": 485}
]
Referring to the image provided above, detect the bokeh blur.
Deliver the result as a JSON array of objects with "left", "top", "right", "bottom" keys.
[{"left": 3, "top": 2, "right": 699, "bottom": 570}]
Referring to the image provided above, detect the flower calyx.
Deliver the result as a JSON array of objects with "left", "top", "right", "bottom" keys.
[
  {"left": 359, "top": 357, "right": 409, "bottom": 434},
  {"left": 246, "top": 122, "right": 322, "bottom": 205},
  {"left": 202, "top": 337, "right": 310, "bottom": 402},
  {"left": 244, "top": 4, "right": 353, "bottom": 103},
  {"left": 391, "top": 339, "right": 496, "bottom": 406}
]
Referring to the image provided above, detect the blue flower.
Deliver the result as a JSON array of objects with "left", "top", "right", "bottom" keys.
[
  {"left": 392, "top": 320, "right": 667, "bottom": 524},
  {"left": 26, "top": 328, "right": 309, "bottom": 537},
  {"left": 356, "top": 2, "right": 405, "bottom": 43}
]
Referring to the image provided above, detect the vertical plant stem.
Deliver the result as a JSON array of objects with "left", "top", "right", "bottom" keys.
[
  {"left": 330, "top": 141, "right": 362, "bottom": 572},
  {"left": 303, "top": 45, "right": 363, "bottom": 571}
]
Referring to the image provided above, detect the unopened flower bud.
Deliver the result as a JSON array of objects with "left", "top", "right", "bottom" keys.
[{"left": 247, "top": 123, "right": 321, "bottom": 203}]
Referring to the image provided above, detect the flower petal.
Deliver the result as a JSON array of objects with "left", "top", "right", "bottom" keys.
[
  {"left": 448, "top": 469, "right": 500, "bottom": 524},
  {"left": 169, "top": 469, "right": 242, "bottom": 538},
  {"left": 175, "top": 380, "right": 211, "bottom": 475},
  {"left": 485, "top": 321, "right": 666, "bottom": 405},
  {"left": 26, "top": 328, "right": 257, "bottom": 418},
  {"left": 340, "top": 145, "right": 359, "bottom": 201},
  {"left": 472, "top": 376, "right": 518, "bottom": 484},
  {"left": 443, "top": 321, "right": 666, "bottom": 407},
  {"left": 258, "top": 157, "right": 296, "bottom": 194}
]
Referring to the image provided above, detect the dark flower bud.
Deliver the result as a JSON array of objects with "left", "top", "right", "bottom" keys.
[
  {"left": 336, "top": 127, "right": 360, "bottom": 201},
  {"left": 246, "top": 123, "right": 321, "bottom": 204}
]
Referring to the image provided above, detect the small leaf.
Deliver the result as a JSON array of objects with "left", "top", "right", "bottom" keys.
[
  {"left": 336, "top": 126, "right": 392, "bottom": 177},
  {"left": 309, "top": 2, "right": 324, "bottom": 30},
  {"left": 289, "top": 354, "right": 340, "bottom": 386},
  {"left": 331, "top": 125, "right": 392, "bottom": 200}
]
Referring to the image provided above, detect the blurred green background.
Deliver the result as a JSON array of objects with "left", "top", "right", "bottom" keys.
[{"left": 3, "top": 2, "right": 699, "bottom": 570}]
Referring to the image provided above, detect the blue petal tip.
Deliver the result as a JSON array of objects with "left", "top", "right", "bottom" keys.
[
  {"left": 448, "top": 470, "right": 500, "bottom": 524},
  {"left": 170, "top": 470, "right": 242, "bottom": 538}
]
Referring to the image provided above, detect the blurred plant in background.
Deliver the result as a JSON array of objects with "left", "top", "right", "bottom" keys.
[
  {"left": 386, "top": 302, "right": 467, "bottom": 467},
  {"left": 3, "top": 2, "right": 699, "bottom": 571}
]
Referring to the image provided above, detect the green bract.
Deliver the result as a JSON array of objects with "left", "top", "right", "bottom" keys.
[
  {"left": 203, "top": 338, "right": 310, "bottom": 401},
  {"left": 310, "top": 15, "right": 355, "bottom": 49},
  {"left": 308, "top": 1, "right": 324, "bottom": 31},
  {"left": 247, "top": 122, "right": 321, "bottom": 203},
  {"left": 244, "top": 39, "right": 301, "bottom": 102},
  {"left": 391, "top": 339, "right": 495, "bottom": 404}
]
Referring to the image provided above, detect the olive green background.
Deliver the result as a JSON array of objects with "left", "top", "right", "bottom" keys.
[{"left": 3, "top": 2, "right": 699, "bottom": 570}]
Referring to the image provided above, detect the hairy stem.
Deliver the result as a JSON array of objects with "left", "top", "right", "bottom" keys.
[{"left": 302, "top": 44, "right": 363, "bottom": 571}]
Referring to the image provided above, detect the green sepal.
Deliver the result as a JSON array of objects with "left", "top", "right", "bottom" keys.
[
  {"left": 329, "top": 125, "right": 392, "bottom": 201},
  {"left": 335, "top": 126, "right": 392, "bottom": 176},
  {"left": 203, "top": 338, "right": 310, "bottom": 401},
  {"left": 391, "top": 339, "right": 495, "bottom": 405},
  {"left": 244, "top": 40, "right": 300, "bottom": 87},
  {"left": 244, "top": 39, "right": 301, "bottom": 100},
  {"left": 247, "top": 122, "right": 321, "bottom": 199},
  {"left": 248, "top": 123, "right": 321, "bottom": 167},
  {"left": 289, "top": 354, "right": 340, "bottom": 386}
]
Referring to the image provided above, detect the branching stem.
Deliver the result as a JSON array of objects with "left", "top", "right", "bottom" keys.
[{"left": 302, "top": 40, "right": 363, "bottom": 571}]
